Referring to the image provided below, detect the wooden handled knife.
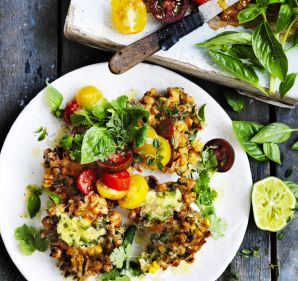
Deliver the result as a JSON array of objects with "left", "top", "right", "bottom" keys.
[{"left": 109, "top": 0, "right": 239, "bottom": 74}]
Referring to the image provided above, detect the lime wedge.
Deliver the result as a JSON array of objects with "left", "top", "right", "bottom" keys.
[{"left": 252, "top": 177, "right": 296, "bottom": 232}]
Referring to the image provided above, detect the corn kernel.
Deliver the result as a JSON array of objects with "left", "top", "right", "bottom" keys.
[
  {"left": 190, "top": 224, "right": 196, "bottom": 230},
  {"left": 148, "top": 261, "right": 160, "bottom": 273}
]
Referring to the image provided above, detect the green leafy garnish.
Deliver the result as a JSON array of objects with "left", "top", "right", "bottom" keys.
[
  {"left": 284, "top": 180, "right": 298, "bottom": 208},
  {"left": 110, "top": 247, "right": 128, "bottom": 269},
  {"left": 47, "top": 191, "right": 61, "bottom": 205},
  {"left": 198, "top": 104, "right": 206, "bottom": 122},
  {"left": 45, "top": 80, "right": 63, "bottom": 115},
  {"left": 277, "top": 232, "right": 286, "bottom": 240},
  {"left": 27, "top": 185, "right": 42, "bottom": 218},
  {"left": 14, "top": 224, "right": 49, "bottom": 255},
  {"left": 263, "top": 143, "right": 281, "bottom": 164},
  {"left": 81, "top": 127, "right": 116, "bottom": 164},
  {"left": 237, "top": 247, "right": 260, "bottom": 258},
  {"left": 208, "top": 214, "right": 227, "bottom": 239},
  {"left": 35, "top": 127, "right": 47, "bottom": 141},
  {"left": 223, "top": 88, "right": 244, "bottom": 112},
  {"left": 280, "top": 73, "right": 297, "bottom": 98},
  {"left": 292, "top": 140, "right": 298, "bottom": 150}
]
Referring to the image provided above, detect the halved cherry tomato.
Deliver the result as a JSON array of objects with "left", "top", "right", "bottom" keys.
[
  {"left": 118, "top": 174, "right": 149, "bottom": 209},
  {"left": 96, "top": 180, "right": 128, "bottom": 200},
  {"left": 191, "top": 0, "right": 208, "bottom": 4},
  {"left": 102, "top": 171, "right": 130, "bottom": 191},
  {"left": 76, "top": 86, "right": 103, "bottom": 107},
  {"left": 111, "top": 0, "right": 147, "bottom": 34},
  {"left": 155, "top": 117, "right": 175, "bottom": 141},
  {"left": 97, "top": 148, "right": 133, "bottom": 173},
  {"left": 150, "top": 0, "right": 189, "bottom": 23},
  {"left": 64, "top": 100, "right": 79, "bottom": 124},
  {"left": 204, "top": 138, "right": 235, "bottom": 172},
  {"left": 76, "top": 169, "right": 97, "bottom": 195}
]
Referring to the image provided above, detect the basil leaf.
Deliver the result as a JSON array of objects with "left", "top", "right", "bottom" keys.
[
  {"left": 292, "top": 140, "right": 298, "bottom": 150},
  {"left": 250, "top": 122, "right": 297, "bottom": 143},
  {"left": 232, "top": 121, "right": 267, "bottom": 161},
  {"left": 134, "top": 124, "right": 149, "bottom": 147},
  {"left": 45, "top": 81, "right": 63, "bottom": 113},
  {"left": 284, "top": 180, "right": 298, "bottom": 208},
  {"left": 263, "top": 143, "right": 281, "bottom": 164},
  {"left": 122, "top": 225, "right": 137, "bottom": 249},
  {"left": 47, "top": 191, "right": 61, "bottom": 205},
  {"left": 237, "top": 4, "right": 265, "bottom": 24},
  {"left": 223, "top": 89, "right": 244, "bottom": 112},
  {"left": 81, "top": 127, "right": 116, "bottom": 164},
  {"left": 279, "top": 73, "right": 297, "bottom": 98},
  {"left": 276, "top": 4, "right": 293, "bottom": 33},
  {"left": 208, "top": 50, "right": 259, "bottom": 86},
  {"left": 252, "top": 22, "right": 288, "bottom": 81},
  {"left": 198, "top": 104, "right": 207, "bottom": 122},
  {"left": 197, "top": 32, "right": 252, "bottom": 48},
  {"left": 27, "top": 193, "right": 41, "bottom": 218}
]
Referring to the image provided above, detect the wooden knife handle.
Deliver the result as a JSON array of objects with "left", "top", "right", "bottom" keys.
[{"left": 109, "top": 33, "right": 160, "bottom": 75}]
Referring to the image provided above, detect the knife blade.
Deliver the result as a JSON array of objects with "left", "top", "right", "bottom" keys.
[{"left": 109, "top": 0, "right": 238, "bottom": 74}]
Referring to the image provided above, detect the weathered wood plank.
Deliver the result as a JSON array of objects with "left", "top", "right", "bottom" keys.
[
  {"left": 276, "top": 107, "right": 298, "bottom": 281},
  {"left": 0, "top": 0, "right": 58, "bottom": 280}
]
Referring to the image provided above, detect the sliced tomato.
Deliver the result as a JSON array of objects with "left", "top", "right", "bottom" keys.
[
  {"left": 150, "top": 0, "right": 189, "bottom": 23},
  {"left": 97, "top": 148, "right": 133, "bottom": 173},
  {"left": 76, "top": 169, "right": 97, "bottom": 195},
  {"left": 204, "top": 139, "right": 235, "bottom": 172},
  {"left": 102, "top": 171, "right": 130, "bottom": 191},
  {"left": 191, "top": 0, "right": 208, "bottom": 4},
  {"left": 64, "top": 100, "right": 79, "bottom": 124},
  {"left": 155, "top": 117, "right": 175, "bottom": 141}
]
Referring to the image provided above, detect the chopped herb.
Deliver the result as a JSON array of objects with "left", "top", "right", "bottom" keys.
[
  {"left": 47, "top": 191, "right": 61, "bottom": 205},
  {"left": 14, "top": 224, "right": 49, "bottom": 255},
  {"left": 277, "top": 232, "right": 285, "bottom": 240},
  {"left": 198, "top": 104, "right": 206, "bottom": 122},
  {"left": 27, "top": 185, "right": 42, "bottom": 218},
  {"left": 45, "top": 80, "right": 63, "bottom": 115},
  {"left": 237, "top": 247, "right": 259, "bottom": 258},
  {"left": 35, "top": 127, "right": 47, "bottom": 141},
  {"left": 110, "top": 246, "right": 128, "bottom": 269},
  {"left": 269, "top": 263, "right": 279, "bottom": 269}
]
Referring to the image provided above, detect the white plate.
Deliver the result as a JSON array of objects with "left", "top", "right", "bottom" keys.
[{"left": 0, "top": 63, "right": 252, "bottom": 281}]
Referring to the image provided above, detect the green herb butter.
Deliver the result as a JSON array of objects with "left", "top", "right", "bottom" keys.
[
  {"left": 141, "top": 190, "right": 183, "bottom": 221},
  {"left": 57, "top": 214, "right": 105, "bottom": 246}
]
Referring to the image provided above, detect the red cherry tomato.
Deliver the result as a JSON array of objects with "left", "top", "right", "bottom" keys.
[
  {"left": 76, "top": 169, "right": 97, "bottom": 195},
  {"left": 102, "top": 171, "right": 130, "bottom": 191},
  {"left": 64, "top": 100, "right": 79, "bottom": 124},
  {"left": 97, "top": 148, "right": 133, "bottom": 173},
  {"left": 191, "top": 0, "right": 208, "bottom": 4},
  {"left": 150, "top": 0, "right": 189, "bottom": 23},
  {"left": 204, "top": 138, "right": 235, "bottom": 172},
  {"left": 155, "top": 117, "right": 175, "bottom": 141}
]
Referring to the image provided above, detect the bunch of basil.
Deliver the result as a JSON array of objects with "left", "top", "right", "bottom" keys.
[
  {"left": 233, "top": 121, "right": 298, "bottom": 164},
  {"left": 197, "top": 0, "right": 298, "bottom": 97}
]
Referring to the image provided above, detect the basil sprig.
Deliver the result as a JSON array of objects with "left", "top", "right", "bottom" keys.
[
  {"left": 223, "top": 88, "right": 245, "bottom": 112},
  {"left": 197, "top": 0, "right": 298, "bottom": 97},
  {"left": 233, "top": 121, "right": 298, "bottom": 164}
]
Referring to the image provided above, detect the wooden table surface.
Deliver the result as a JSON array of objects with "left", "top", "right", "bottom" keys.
[{"left": 0, "top": 1, "right": 297, "bottom": 280}]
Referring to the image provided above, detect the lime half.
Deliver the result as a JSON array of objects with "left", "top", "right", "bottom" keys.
[{"left": 252, "top": 177, "right": 296, "bottom": 232}]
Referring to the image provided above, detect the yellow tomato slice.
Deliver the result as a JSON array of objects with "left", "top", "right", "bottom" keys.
[
  {"left": 76, "top": 86, "right": 103, "bottom": 106},
  {"left": 96, "top": 180, "right": 128, "bottom": 200},
  {"left": 158, "top": 135, "right": 171, "bottom": 166},
  {"left": 118, "top": 174, "right": 149, "bottom": 209},
  {"left": 134, "top": 126, "right": 158, "bottom": 157},
  {"left": 111, "top": 0, "right": 147, "bottom": 34}
]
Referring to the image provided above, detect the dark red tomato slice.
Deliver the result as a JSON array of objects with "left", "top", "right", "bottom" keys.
[
  {"left": 76, "top": 169, "right": 97, "bottom": 195},
  {"left": 150, "top": 0, "right": 189, "bottom": 23},
  {"left": 155, "top": 118, "right": 175, "bottom": 141},
  {"left": 97, "top": 148, "right": 133, "bottom": 173},
  {"left": 191, "top": 0, "right": 208, "bottom": 4},
  {"left": 204, "top": 138, "right": 235, "bottom": 172},
  {"left": 64, "top": 100, "right": 79, "bottom": 124},
  {"left": 102, "top": 171, "right": 130, "bottom": 191}
]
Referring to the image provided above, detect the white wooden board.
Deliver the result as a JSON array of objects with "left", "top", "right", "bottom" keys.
[{"left": 64, "top": 0, "right": 298, "bottom": 107}]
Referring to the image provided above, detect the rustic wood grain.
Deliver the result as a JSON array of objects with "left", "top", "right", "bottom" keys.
[
  {"left": 275, "top": 107, "right": 298, "bottom": 281},
  {"left": 0, "top": 0, "right": 58, "bottom": 280}
]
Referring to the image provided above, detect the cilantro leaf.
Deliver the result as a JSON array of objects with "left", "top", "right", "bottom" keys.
[
  {"left": 110, "top": 95, "right": 128, "bottom": 110},
  {"left": 81, "top": 127, "right": 116, "bottom": 164},
  {"left": 45, "top": 81, "right": 63, "bottom": 114},
  {"left": 110, "top": 246, "right": 128, "bottom": 269},
  {"left": 14, "top": 224, "right": 49, "bottom": 255},
  {"left": 98, "top": 269, "right": 121, "bottom": 281},
  {"left": 194, "top": 171, "right": 217, "bottom": 206}
]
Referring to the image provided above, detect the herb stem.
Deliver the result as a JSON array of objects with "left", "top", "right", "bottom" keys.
[
  {"left": 269, "top": 75, "right": 276, "bottom": 95},
  {"left": 255, "top": 85, "right": 269, "bottom": 96},
  {"left": 282, "top": 16, "right": 298, "bottom": 46}
]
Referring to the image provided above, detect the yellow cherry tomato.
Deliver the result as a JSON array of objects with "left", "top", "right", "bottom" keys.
[
  {"left": 96, "top": 180, "right": 128, "bottom": 200},
  {"left": 111, "top": 0, "right": 147, "bottom": 34},
  {"left": 134, "top": 126, "right": 158, "bottom": 157},
  {"left": 76, "top": 86, "right": 103, "bottom": 107},
  {"left": 118, "top": 174, "right": 149, "bottom": 209},
  {"left": 158, "top": 135, "right": 171, "bottom": 166}
]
